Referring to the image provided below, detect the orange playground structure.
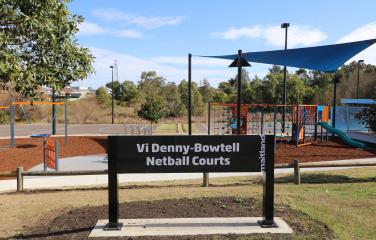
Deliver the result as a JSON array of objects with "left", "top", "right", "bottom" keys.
[{"left": 208, "top": 103, "right": 330, "bottom": 147}]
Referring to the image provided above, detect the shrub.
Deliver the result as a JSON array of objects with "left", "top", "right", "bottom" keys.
[
  {"left": 138, "top": 94, "right": 166, "bottom": 123},
  {"left": 95, "top": 87, "right": 111, "bottom": 107}
]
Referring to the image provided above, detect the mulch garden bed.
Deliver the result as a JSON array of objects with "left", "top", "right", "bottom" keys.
[
  {"left": 12, "top": 196, "right": 334, "bottom": 240},
  {"left": 0, "top": 136, "right": 107, "bottom": 172},
  {"left": 0, "top": 136, "right": 375, "bottom": 174}
]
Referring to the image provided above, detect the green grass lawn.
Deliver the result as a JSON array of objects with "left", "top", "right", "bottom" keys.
[
  {"left": 154, "top": 123, "right": 179, "bottom": 134},
  {"left": 274, "top": 168, "right": 376, "bottom": 240},
  {"left": 182, "top": 123, "right": 199, "bottom": 133},
  {"left": 0, "top": 167, "right": 375, "bottom": 239},
  {"left": 154, "top": 123, "right": 199, "bottom": 134}
]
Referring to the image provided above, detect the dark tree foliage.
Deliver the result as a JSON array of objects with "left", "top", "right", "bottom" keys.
[
  {"left": 355, "top": 106, "right": 376, "bottom": 133},
  {"left": 137, "top": 94, "right": 166, "bottom": 123},
  {"left": 0, "top": 0, "right": 94, "bottom": 99}
]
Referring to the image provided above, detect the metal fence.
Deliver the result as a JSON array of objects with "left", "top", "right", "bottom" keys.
[
  {"left": 1, "top": 160, "right": 375, "bottom": 192},
  {"left": 332, "top": 106, "right": 369, "bottom": 132}
]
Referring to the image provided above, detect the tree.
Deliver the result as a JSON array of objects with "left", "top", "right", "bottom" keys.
[
  {"left": 249, "top": 76, "right": 264, "bottom": 103},
  {"left": 137, "top": 94, "right": 166, "bottom": 123},
  {"left": 162, "top": 82, "right": 186, "bottom": 117},
  {"left": 355, "top": 106, "right": 376, "bottom": 133},
  {"left": 218, "top": 82, "right": 234, "bottom": 95},
  {"left": 287, "top": 75, "right": 309, "bottom": 104},
  {"left": 105, "top": 80, "right": 137, "bottom": 104},
  {"left": 178, "top": 80, "right": 205, "bottom": 116},
  {"left": 269, "top": 65, "right": 284, "bottom": 74},
  {"left": 0, "top": 0, "right": 94, "bottom": 99},
  {"left": 105, "top": 81, "right": 122, "bottom": 101},
  {"left": 212, "top": 91, "right": 228, "bottom": 103},
  {"left": 138, "top": 71, "right": 165, "bottom": 101},
  {"left": 121, "top": 80, "right": 137, "bottom": 102},
  {"left": 231, "top": 69, "right": 251, "bottom": 88},
  {"left": 95, "top": 87, "right": 110, "bottom": 107},
  {"left": 192, "top": 87, "right": 205, "bottom": 116},
  {"left": 198, "top": 78, "right": 215, "bottom": 103}
]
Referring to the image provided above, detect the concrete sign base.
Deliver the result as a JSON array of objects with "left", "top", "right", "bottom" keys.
[{"left": 89, "top": 217, "right": 293, "bottom": 238}]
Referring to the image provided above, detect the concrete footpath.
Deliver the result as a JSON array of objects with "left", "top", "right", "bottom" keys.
[{"left": 0, "top": 156, "right": 375, "bottom": 192}]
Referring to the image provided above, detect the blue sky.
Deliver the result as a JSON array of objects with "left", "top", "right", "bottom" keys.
[{"left": 68, "top": 0, "right": 376, "bottom": 88}]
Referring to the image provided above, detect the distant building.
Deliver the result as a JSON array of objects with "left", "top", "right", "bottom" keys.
[
  {"left": 42, "top": 86, "right": 95, "bottom": 99},
  {"left": 62, "top": 87, "right": 82, "bottom": 98}
]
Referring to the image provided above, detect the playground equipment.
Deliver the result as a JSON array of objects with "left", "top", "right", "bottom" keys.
[
  {"left": 291, "top": 105, "right": 318, "bottom": 146},
  {"left": 319, "top": 122, "right": 366, "bottom": 148},
  {"left": 0, "top": 99, "right": 68, "bottom": 147},
  {"left": 208, "top": 102, "right": 331, "bottom": 147},
  {"left": 31, "top": 133, "right": 60, "bottom": 171},
  {"left": 208, "top": 103, "right": 248, "bottom": 135}
]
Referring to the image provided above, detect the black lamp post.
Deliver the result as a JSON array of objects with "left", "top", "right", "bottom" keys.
[
  {"left": 110, "top": 65, "right": 114, "bottom": 124},
  {"left": 356, "top": 59, "right": 364, "bottom": 99},
  {"left": 281, "top": 22, "right": 289, "bottom": 132}
]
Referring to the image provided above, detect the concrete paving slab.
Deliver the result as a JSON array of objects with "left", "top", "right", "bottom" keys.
[
  {"left": 89, "top": 217, "right": 293, "bottom": 237},
  {"left": 29, "top": 154, "right": 108, "bottom": 171},
  {"left": 348, "top": 131, "right": 376, "bottom": 144}
]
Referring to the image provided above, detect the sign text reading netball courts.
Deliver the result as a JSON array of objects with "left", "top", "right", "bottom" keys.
[{"left": 108, "top": 135, "right": 272, "bottom": 173}]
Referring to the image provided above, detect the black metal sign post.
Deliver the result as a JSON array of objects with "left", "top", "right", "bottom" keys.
[
  {"left": 106, "top": 135, "right": 276, "bottom": 230},
  {"left": 106, "top": 136, "right": 122, "bottom": 230},
  {"left": 258, "top": 134, "right": 276, "bottom": 227}
]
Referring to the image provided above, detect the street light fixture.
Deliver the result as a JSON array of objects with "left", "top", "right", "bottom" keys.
[
  {"left": 356, "top": 59, "right": 364, "bottom": 99},
  {"left": 110, "top": 65, "right": 114, "bottom": 124},
  {"left": 281, "top": 22, "right": 289, "bottom": 132}
]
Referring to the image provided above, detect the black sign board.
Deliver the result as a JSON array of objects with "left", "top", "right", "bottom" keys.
[
  {"left": 106, "top": 135, "right": 276, "bottom": 230},
  {"left": 109, "top": 135, "right": 269, "bottom": 173}
]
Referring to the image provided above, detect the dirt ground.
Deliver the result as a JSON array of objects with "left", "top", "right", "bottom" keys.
[
  {"left": 0, "top": 136, "right": 107, "bottom": 172},
  {"left": 11, "top": 196, "right": 333, "bottom": 240},
  {"left": 0, "top": 136, "right": 375, "bottom": 173}
]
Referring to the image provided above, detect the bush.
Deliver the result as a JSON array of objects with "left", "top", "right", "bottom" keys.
[
  {"left": 355, "top": 106, "right": 376, "bottom": 133},
  {"left": 138, "top": 94, "right": 166, "bottom": 123},
  {"left": 95, "top": 87, "right": 110, "bottom": 107},
  {"left": 0, "top": 111, "right": 8, "bottom": 124}
]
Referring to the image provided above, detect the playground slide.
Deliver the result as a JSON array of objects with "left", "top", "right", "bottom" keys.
[{"left": 318, "top": 122, "right": 366, "bottom": 148}]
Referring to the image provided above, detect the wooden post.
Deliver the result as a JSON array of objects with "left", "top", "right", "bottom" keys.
[
  {"left": 17, "top": 167, "right": 23, "bottom": 191},
  {"left": 293, "top": 159, "right": 300, "bottom": 185},
  {"left": 203, "top": 172, "right": 209, "bottom": 187}
]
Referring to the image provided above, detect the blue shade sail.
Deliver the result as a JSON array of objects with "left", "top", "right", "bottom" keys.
[{"left": 200, "top": 39, "right": 376, "bottom": 72}]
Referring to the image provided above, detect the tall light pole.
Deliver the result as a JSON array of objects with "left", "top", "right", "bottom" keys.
[
  {"left": 356, "top": 59, "right": 364, "bottom": 99},
  {"left": 281, "top": 22, "right": 289, "bottom": 132},
  {"left": 110, "top": 65, "right": 114, "bottom": 124}
]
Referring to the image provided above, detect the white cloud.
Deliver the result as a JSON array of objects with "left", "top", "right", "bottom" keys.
[
  {"left": 212, "top": 26, "right": 262, "bottom": 40},
  {"left": 130, "top": 16, "right": 185, "bottom": 29},
  {"left": 92, "top": 9, "right": 185, "bottom": 29},
  {"left": 78, "top": 47, "right": 237, "bottom": 89},
  {"left": 212, "top": 24, "right": 327, "bottom": 48},
  {"left": 151, "top": 56, "right": 230, "bottom": 67},
  {"left": 336, "top": 22, "right": 376, "bottom": 65},
  {"left": 77, "top": 21, "right": 142, "bottom": 39},
  {"left": 77, "top": 22, "right": 104, "bottom": 35},
  {"left": 115, "top": 30, "right": 143, "bottom": 38}
]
